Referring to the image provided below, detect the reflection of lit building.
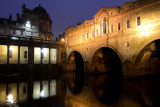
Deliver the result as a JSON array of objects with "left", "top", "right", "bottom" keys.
[
  {"left": 0, "top": 4, "right": 53, "bottom": 41},
  {"left": 0, "top": 79, "right": 57, "bottom": 105}
]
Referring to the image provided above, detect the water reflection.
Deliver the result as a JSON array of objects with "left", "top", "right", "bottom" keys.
[{"left": 0, "top": 79, "right": 56, "bottom": 106}]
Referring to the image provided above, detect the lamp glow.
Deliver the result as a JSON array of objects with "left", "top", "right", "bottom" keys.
[
  {"left": 9, "top": 47, "right": 14, "bottom": 51},
  {"left": 40, "top": 90, "right": 44, "bottom": 97},
  {"left": 25, "top": 21, "right": 31, "bottom": 28},
  {"left": 61, "top": 38, "right": 65, "bottom": 42},
  {"left": 7, "top": 94, "right": 14, "bottom": 104}
]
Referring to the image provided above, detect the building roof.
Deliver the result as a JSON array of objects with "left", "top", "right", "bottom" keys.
[{"left": 33, "top": 4, "right": 49, "bottom": 17}]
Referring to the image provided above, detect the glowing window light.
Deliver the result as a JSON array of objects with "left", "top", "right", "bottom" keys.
[
  {"left": 25, "top": 21, "right": 31, "bottom": 28},
  {"left": 9, "top": 47, "right": 14, "bottom": 51},
  {"left": 40, "top": 90, "right": 44, "bottom": 97},
  {"left": 7, "top": 94, "right": 14, "bottom": 104}
]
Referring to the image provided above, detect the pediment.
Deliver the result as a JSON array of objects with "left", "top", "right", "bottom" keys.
[{"left": 93, "top": 6, "right": 110, "bottom": 18}]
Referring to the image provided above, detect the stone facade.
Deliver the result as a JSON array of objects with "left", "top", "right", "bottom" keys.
[
  {"left": 65, "top": 0, "right": 160, "bottom": 106},
  {"left": 65, "top": 0, "right": 160, "bottom": 76},
  {"left": 0, "top": 4, "right": 53, "bottom": 41}
]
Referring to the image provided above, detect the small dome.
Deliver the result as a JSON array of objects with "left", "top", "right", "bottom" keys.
[{"left": 33, "top": 4, "right": 49, "bottom": 17}]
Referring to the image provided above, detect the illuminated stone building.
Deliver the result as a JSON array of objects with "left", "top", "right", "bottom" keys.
[
  {"left": 0, "top": 4, "right": 53, "bottom": 41},
  {"left": 0, "top": 4, "right": 65, "bottom": 106},
  {"left": 65, "top": 0, "right": 160, "bottom": 106}
]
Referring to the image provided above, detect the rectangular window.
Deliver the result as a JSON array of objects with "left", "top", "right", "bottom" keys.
[
  {"left": 86, "top": 33, "right": 88, "bottom": 39},
  {"left": 9, "top": 46, "right": 18, "bottom": 64},
  {"left": 137, "top": 16, "right": 140, "bottom": 26},
  {"left": 74, "top": 36, "right": 75, "bottom": 42},
  {"left": 111, "top": 25, "right": 113, "bottom": 33},
  {"left": 127, "top": 20, "right": 130, "bottom": 28},
  {"left": 0, "top": 45, "right": 7, "bottom": 64},
  {"left": 20, "top": 46, "right": 28, "bottom": 64},
  {"left": 81, "top": 35, "right": 84, "bottom": 40},
  {"left": 34, "top": 47, "right": 41, "bottom": 64},
  {"left": 24, "top": 51, "right": 27, "bottom": 58},
  {"left": 50, "top": 48, "right": 57, "bottom": 64},
  {"left": 13, "top": 29, "right": 15, "bottom": 34},
  {"left": 118, "top": 23, "right": 120, "bottom": 31},
  {"left": 92, "top": 31, "right": 94, "bottom": 37},
  {"left": 96, "top": 29, "right": 98, "bottom": 36},
  {"left": 21, "top": 30, "right": 23, "bottom": 35}
]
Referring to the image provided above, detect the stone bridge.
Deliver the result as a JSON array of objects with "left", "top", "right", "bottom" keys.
[{"left": 64, "top": 0, "right": 160, "bottom": 106}]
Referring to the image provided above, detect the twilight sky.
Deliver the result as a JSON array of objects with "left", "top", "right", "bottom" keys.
[{"left": 0, "top": 0, "right": 135, "bottom": 40}]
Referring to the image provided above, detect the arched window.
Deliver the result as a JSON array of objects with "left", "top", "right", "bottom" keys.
[{"left": 103, "top": 18, "right": 106, "bottom": 34}]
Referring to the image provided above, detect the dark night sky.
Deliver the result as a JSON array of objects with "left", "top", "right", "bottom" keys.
[{"left": 0, "top": 0, "right": 135, "bottom": 40}]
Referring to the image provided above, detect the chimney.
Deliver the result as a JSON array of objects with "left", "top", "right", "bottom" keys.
[
  {"left": 17, "top": 13, "right": 20, "bottom": 22},
  {"left": 9, "top": 14, "right": 12, "bottom": 21}
]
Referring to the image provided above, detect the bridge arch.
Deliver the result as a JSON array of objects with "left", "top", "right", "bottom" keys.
[
  {"left": 90, "top": 47, "right": 123, "bottom": 105},
  {"left": 66, "top": 51, "right": 84, "bottom": 94},
  {"left": 134, "top": 38, "right": 160, "bottom": 75},
  {"left": 89, "top": 45, "right": 122, "bottom": 65}
]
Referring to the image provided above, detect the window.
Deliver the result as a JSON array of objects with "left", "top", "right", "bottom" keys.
[
  {"left": 21, "top": 30, "right": 23, "bottom": 35},
  {"left": 81, "top": 35, "right": 84, "bottom": 40},
  {"left": 111, "top": 25, "right": 113, "bottom": 33},
  {"left": 96, "top": 29, "right": 98, "bottom": 36},
  {"left": 24, "top": 51, "right": 27, "bottom": 58},
  {"left": 137, "top": 16, "right": 140, "bottom": 26},
  {"left": 103, "top": 18, "right": 106, "bottom": 34},
  {"left": 91, "top": 31, "right": 94, "bottom": 37},
  {"left": 13, "top": 29, "right": 15, "bottom": 35},
  {"left": 118, "top": 23, "right": 120, "bottom": 31},
  {"left": 9, "top": 50, "right": 12, "bottom": 58},
  {"left": 86, "top": 33, "right": 88, "bottom": 39},
  {"left": 127, "top": 20, "right": 130, "bottom": 28},
  {"left": 74, "top": 36, "right": 75, "bottom": 42}
]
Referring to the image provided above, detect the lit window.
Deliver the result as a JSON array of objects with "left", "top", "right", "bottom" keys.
[
  {"left": 86, "top": 33, "right": 88, "bottom": 39},
  {"left": 81, "top": 35, "right": 84, "bottom": 40},
  {"left": 74, "top": 36, "right": 75, "bottom": 42},
  {"left": 96, "top": 29, "right": 98, "bottom": 36},
  {"left": 127, "top": 20, "right": 130, "bottom": 28},
  {"left": 103, "top": 18, "right": 106, "bottom": 34},
  {"left": 25, "top": 21, "right": 31, "bottom": 28},
  {"left": 111, "top": 25, "right": 113, "bottom": 33},
  {"left": 118, "top": 23, "right": 120, "bottom": 31},
  {"left": 91, "top": 31, "right": 94, "bottom": 37},
  {"left": 137, "top": 16, "right": 140, "bottom": 26}
]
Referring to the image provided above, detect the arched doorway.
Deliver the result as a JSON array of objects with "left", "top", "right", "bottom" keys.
[
  {"left": 91, "top": 47, "right": 123, "bottom": 105},
  {"left": 67, "top": 51, "right": 84, "bottom": 94}
]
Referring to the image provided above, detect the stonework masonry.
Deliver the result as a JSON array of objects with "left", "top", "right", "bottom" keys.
[
  {"left": 65, "top": 0, "right": 160, "bottom": 76},
  {"left": 64, "top": 0, "right": 160, "bottom": 106}
]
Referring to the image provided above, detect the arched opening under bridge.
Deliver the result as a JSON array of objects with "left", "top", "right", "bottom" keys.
[
  {"left": 66, "top": 51, "right": 84, "bottom": 94},
  {"left": 91, "top": 47, "right": 123, "bottom": 105}
]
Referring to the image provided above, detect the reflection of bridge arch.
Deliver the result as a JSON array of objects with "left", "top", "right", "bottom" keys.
[
  {"left": 66, "top": 51, "right": 84, "bottom": 94},
  {"left": 90, "top": 47, "right": 123, "bottom": 105},
  {"left": 134, "top": 39, "right": 160, "bottom": 75}
]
